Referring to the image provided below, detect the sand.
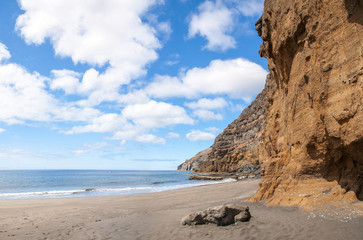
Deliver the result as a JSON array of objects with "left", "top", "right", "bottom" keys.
[{"left": 0, "top": 180, "right": 362, "bottom": 240}]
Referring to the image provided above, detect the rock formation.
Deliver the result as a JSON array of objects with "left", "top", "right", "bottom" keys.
[
  {"left": 197, "top": 77, "right": 270, "bottom": 173},
  {"left": 181, "top": 0, "right": 363, "bottom": 212},
  {"left": 181, "top": 204, "right": 251, "bottom": 226},
  {"left": 247, "top": 0, "right": 363, "bottom": 211},
  {"left": 178, "top": 75, "right": 270, "bottom": 175},
  {"left": 177, "top": 148, "right": 212, "bottom": 171}
]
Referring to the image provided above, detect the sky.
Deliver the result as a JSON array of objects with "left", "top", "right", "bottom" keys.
[{"left": 0, "top": 0, "right": 267, "bottom": 170}]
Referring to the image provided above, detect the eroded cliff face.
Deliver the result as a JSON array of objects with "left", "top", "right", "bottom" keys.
[
  {"left": 249, "top": 0, "right": 363, "bottom": 211},
  {"left": 177, "top": 75, "right": 270, "bottom": 175},
  {"left": 196, "top": 76, "right": 271, "bottom": 174}
]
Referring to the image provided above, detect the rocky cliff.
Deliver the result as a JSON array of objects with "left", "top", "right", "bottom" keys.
[
  {"left": 178, "top": 148, "right": 212, "bottom": 171},
  {"left": 197, "top": 76, "right": 271, "bottom": 174},
  {"left": 179, "top": 75, "right": 270, "bottom": 175},
  {"left": 248, "top": 0, "right": 363, "bottom": 211},
  {"left": 181, "top": 0, "right": 363, "bottom": 212}
]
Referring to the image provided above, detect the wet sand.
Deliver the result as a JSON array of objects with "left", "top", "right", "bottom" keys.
[{"left": 0, "top": 180, "right": 361, "bottom": 240}]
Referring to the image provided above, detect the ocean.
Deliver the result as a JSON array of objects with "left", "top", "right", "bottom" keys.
[{"left": 0, "top": 170, "right": 235, "bottom": 199}]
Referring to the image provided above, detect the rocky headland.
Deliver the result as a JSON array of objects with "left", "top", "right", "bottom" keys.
[
  {"left": 180, "top": 0, "right": 363, "bottom": 213},
  {"left": 179, "top": 75, "right": 270, "bottom": 178}
]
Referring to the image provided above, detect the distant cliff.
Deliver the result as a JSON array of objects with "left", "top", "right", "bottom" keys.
[
  {"left": 248, "top": 0, "right": 363, "bottom": 211},
  {"left": 178, "top": 148, "right": 211, "bottom": 171},
  {"left": 178, "top": 75, "right": 271, "bottom": 175}
]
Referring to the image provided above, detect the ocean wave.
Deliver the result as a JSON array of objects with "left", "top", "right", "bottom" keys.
[{"left": 0, "top": 178, "right": 237, "bottom": 199}]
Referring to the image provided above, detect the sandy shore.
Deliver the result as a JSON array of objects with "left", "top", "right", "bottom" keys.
[{"left": 0, "top": 180, "right": 361, "bottom": 240}]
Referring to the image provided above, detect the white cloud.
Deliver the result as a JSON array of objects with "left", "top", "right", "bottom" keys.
[
  {"left": 186, "top": 130, "right": 215, "bottom": 141},
  {"left": 73, "top": 142, "right": 108, "bottom": 155},
  {"left": 122, "top": 100, "right": 194, "bottom": 129},
  {"left": 66, "top": 114, "right": 127, "bottom": 134},
  {"left": 0, "top": 62, "right": 99, "bottom": 124},
  {"left": 67, "top": 100, "right": 193, "bottom": 144},
  {"left": 146, "top": 75, "right": 191, "bottom": 98},
  {"left": 188, "top": 0, "right": 235, "bottom": 51},
  {"left": 111, "top": 128, "right": 166, "bottom": 145},
  {"left": 193, "top": 109, "right": 223, "bottom": 121},
  {"left": 16, "top": 0, "right": 164, "bottom": 106},
  {"left": 147, "top": 58, "right": 267, "bottom": 100},
  {"left": 0, "top": 128, "right": 5, "bottom": 133},
  {"left": 0, "top": 43, "right": 11, "bottom": 62},
  {"left": 165, "top": 132, "right": 180, "bottom": 139},
  {"left": 135, "top": 134, "right": 166, "bottom": 145},
  {"left": 187, "top": 0, "right": 264, "bottom": 51},
  {"left": 185, "top": 97, "right": 228, "bottom": 109},
  {"left": 50, "top": 69, "right": 81, "bottom": 94}
]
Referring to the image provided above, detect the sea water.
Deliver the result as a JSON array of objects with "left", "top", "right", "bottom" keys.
[{"left": 0, "top": 170, "right": 235, "bottom": 199}]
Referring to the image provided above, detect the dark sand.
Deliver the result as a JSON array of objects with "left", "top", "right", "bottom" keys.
[{"left": 0, "top": 180, "right": 361, "bottom": 240}]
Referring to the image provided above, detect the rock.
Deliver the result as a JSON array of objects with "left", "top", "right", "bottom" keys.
[
  {"left": 181, "top": 204, "right": 251, "bottom": 226},
  {"left": 177, "top": 148, "right": 212, "bottom": 171},
  {"left": 188, "top": 175, "right": 223, "bottom": 181},
  {"left": 255, "top": 17, "right": 263, "bottom": 36},
  {"left": 247, "top": 0, "right": 363, "bottom": 211}
]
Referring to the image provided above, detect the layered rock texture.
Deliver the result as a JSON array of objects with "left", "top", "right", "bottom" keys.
[{"left": 248, "top": 0, "right": 363, "bottom": 211}]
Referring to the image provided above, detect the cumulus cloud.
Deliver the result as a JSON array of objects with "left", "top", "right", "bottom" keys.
[
  {"left": 193, "top": 109, "right": 223, "bottom": 121},
  {"left": 0, "top": 61, "right": 99, "bottom": 124},
  {"left": 0, "top": 128, "right": 5, "bottom": 133},
  {"left": 188, "top": 0, "right": 235, "bottom": 51},
  {"left": 186, "top": 130, "right": 215, "bottom": 141},
  {"left": 122, "top": 100, "right": 194, "bottom": 129},
  {"left": 0, "top": 43, "right": 11, "bottom": 62},
  {"left": 50, "top": 69, "right": 81, "bottom": 95},
  {"left": 66, "top": 100, "right": 194, "bottom": 144},
  {"left": 188, "top": 0, "right": 264, "bottom": 51},
  {"left": 146, "top": 58, "right": 267, "bottom": 100},
  {"left": 185, "top": 97, "right": 228, "bottom": 110},
  {"left": 16, "top": 0, "right": 164, "bottom": 105},
  {"left": 66, "top": 114, "right": 127, "bottom": 134}
]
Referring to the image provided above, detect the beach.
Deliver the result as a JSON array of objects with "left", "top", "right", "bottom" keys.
[{"left": 0, "top": 179, "right": 362, "bottom": 240}]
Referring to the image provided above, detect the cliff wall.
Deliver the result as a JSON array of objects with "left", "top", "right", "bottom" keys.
[
  {"left": 197, "top": 76, "right": 270, "bottom": 173},
  {"left": 248, "top": 0, "right": 363, "bottom": 211},
  {"left": 179, "top": 75, "right": 270, "bottom": 175}
]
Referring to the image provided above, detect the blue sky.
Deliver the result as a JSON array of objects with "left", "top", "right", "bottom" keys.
[{"left": 0, "top": 0, "right": 267, "bottom": 170}]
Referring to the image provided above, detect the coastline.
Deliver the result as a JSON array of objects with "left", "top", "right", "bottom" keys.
[{"left": 1, "top": 180, "right": 362, "bottom": 240}]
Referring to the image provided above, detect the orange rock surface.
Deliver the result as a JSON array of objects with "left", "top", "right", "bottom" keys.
[{"left": 248, "top": 0, "right": 363, "bottom": 212}]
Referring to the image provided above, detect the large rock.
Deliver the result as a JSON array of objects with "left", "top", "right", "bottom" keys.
[
  {"left": 181, "top": 204, "right": 251, "bottom": 226},
  {"left": 248, "top": 0, "right": 363, "bottom": 211}
]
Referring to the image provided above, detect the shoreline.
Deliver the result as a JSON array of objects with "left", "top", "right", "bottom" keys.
[
  {"left": 1, "top": 180, "right": 362, "bottom": 240},
  {"left": 0, "top": 177, "right": 238, "bottom": 200}
]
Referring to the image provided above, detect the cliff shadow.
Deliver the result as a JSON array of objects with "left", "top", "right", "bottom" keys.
[
  {"left": 345, "top": 0, "right": 363, "bottom": 25},
  {"left": 308, "top": 137, "right": 363, "bottom": 201}
]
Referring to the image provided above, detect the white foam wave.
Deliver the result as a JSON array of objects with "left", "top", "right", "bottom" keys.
[{"left": 0, "top": 178, "right": 237, "bottom": 199}]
